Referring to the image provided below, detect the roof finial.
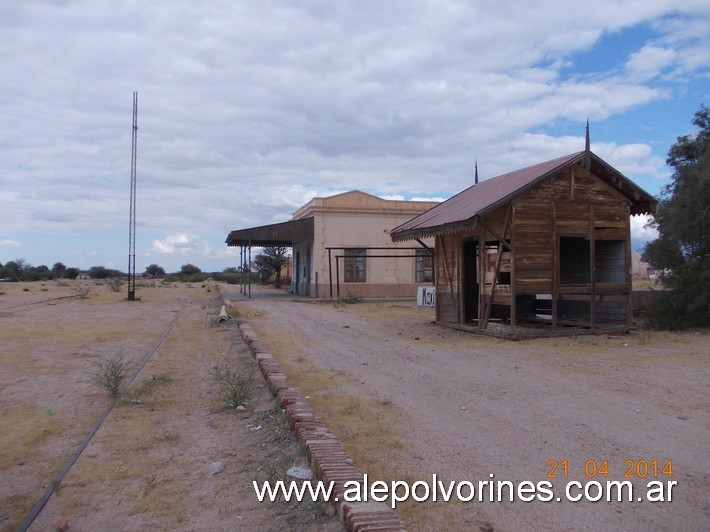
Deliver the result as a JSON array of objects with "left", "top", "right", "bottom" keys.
[
  {"left": 583, "top": 118, "right": 591, "bottom": 173},
  {"left": 474, "top": 159, "right": 479, "bottom": 185}
]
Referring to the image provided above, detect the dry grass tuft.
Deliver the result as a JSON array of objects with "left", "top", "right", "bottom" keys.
[{"left": 208, "top": 354, "right": 255, "bottom": 410}]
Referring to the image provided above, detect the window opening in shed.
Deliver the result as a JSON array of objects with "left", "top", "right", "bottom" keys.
[
  {"left": 595, "top": 240, "right": 626, "bottom": 283},
  {"left": 559, "top": 237, "right": 590, "bottom": 285}
]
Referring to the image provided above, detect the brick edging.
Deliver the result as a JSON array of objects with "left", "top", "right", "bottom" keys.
[{"left": 226, "top": 298, "right": 405, "bottom": 531}]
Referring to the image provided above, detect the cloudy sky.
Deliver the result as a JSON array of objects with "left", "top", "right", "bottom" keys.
[{"left": 1, "top": 1, "right": 708, "bottom": 273}]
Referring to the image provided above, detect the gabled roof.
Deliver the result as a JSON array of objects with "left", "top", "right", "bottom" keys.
[
  {"left": 292, "top": 189, "right": 439, "bottom": 219},
  {"left": 390, "top": 151, "right": 658, "bottom": 242}
]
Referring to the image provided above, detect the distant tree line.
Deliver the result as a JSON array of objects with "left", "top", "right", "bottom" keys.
[
  {"left": 1, "top": 247, "right": 290, "bottom": 288},
  {"left": 0, "top": 260, "right": 80, "bottom": 282}
]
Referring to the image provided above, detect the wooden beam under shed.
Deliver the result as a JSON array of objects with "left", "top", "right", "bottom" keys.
[
  {"left": 481, "top": 208, "right": 511, "bottom": 329},
  {"left": 478, "top": 218, "right": 513, "bottom": 251}
]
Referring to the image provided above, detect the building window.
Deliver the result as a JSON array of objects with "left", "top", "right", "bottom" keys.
[
  {"left": 415, "top": 249, "right": 434, "bottom": 282},
  {"left": 344, "top": 248, "right": 366, "bottom": 282}
]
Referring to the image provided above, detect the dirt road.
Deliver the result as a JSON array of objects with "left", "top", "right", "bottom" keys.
[{"left": 225, "top": 284, "right": 710, "bottom": 531}]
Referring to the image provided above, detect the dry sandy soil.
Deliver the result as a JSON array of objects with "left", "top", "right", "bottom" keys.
[
  {"left": 0, "top": 280, "right": 339, "bottom": 531},
  {"left": 223, "top": 284, "right": 709, "bottom": 531}
]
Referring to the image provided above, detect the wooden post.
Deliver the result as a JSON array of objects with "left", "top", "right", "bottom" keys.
[
  {"left": 589, "top": 205, "right": 596, "bottom": 329},
  {"left": 510, "top": 205, "right": 517, "bottom": 330},
  {"left": 625, "top": 205, "right": 633, "bottom": 327},
  {"left": 478, "top": 221, "right": 485, "bottom": 327},
  {"left": 551, "top": 202, "right": 558, "bottom": 328},
  {"left": 481, "top": 208, "right": 511, "bottom": 329}
]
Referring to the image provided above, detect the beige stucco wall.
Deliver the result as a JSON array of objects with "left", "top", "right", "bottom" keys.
[{"left": 292, "top": 191, "right": 438, "bottom": 299}]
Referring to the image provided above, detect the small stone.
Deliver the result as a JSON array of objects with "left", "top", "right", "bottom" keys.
[
  {"left": 209, "top": 461, "right": 225, "bottom": 475},
  {"left": 286, "top": 466, "right": 313, "bottom": 480},
  {"left": 236, "top": 405, "right": 246, "bottom": 411}
]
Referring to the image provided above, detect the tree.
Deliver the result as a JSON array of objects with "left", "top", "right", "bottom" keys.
[
  {"left": 52, "top": 262, "right": 67, "bottom": 278},
  {"left": 65, "top": 267, "right": 79, "bottom": 280},
  {"left": 25, "top": 265, "right": 52, "bottom": 281},
  {"left": 2, "top": 260, "right": 22, "bottom": 281},
  {"left": 0, "top": 264, "right": 16, "bottom": 281},
  {"left": 145, "top": 264, "right": 166, "bottom": 278},
  {"left": 88, "top": 266, "right": 110, "bottom": 279},
  {"left": 180, "top": 264, "right": 201, "bottom": 276},
  {"left": 14, "top": 258, "right": 28, "bottom": 273},
  {"left": 253, "top": 246, "right": 289, "bottom": 288},
  {"left": 642, "top": 104, "right": 710, "bottom": 329}
]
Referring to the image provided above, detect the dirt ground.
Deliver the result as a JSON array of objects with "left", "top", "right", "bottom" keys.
[
  {"left": 223, "top": 284, "right": 710, "bottom": 531},
  {"left": 0, "top": 280, "right": 338, "bottom": 531}
]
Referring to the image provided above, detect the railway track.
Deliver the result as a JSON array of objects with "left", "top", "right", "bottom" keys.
[{"left": 15, "top": 291, "right": 195, "bottom": 531}]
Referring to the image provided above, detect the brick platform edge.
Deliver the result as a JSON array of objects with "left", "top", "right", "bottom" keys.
[{"left": 222, "top": 296, "right": 406, "bottom": 532}]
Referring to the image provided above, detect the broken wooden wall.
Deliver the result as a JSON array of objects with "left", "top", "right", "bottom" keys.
[{"left": 434, "top": 162, "right": 634, "bottom": 330}]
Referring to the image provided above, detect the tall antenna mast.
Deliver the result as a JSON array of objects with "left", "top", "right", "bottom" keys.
[{"left": 127, "top": 91, "right": 138, "bottom": 301}]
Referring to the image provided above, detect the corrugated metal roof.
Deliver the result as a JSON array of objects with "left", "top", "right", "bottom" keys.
[
  {"left": 391, "top": 151, "right": 657, "bottom": 242},
  {"left": 225, "top": 217, "right": 314, "bottom": 247}
]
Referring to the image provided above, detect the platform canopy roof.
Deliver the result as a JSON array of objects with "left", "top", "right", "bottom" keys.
[
  {"left": 391, "top": 151, "right": 658, "bottom": 242},
  {"left": 225, "top": 217, "right": 314, "bottom": 247}
]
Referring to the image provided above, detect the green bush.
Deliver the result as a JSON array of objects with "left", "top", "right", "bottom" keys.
[
  {"left": 89, "top": 354, "right": 129, "bottom": 395},
  {"left": 645, "top": 262, "right": 710, "bottom": 329},
  {"left": 209, "top": 356, "right": 254, "bottom": 410}
]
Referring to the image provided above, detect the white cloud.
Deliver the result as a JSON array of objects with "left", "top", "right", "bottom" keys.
[
  {"left": 591, "top": 142, "right": 666, "bottom": 181},
  {"left": 625, "top": 46, "right": 677, "bottom": 81},
  {"left": 216, "top": 246, "right": 241, "bottom": 260},
  {"left": 630, "top": 214, "right": 659, "bottom": 241},
  {"left": 151, "top": 234, "right": 212, "bottom": 256},
  {"left": 0, "top": 239, "right": 20, "bottom": 247}
]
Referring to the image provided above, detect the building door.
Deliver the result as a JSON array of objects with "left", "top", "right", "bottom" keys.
[
  {"left": 463, "top": 240, "right": 479, "bottom": 323},
  {"left": 294, "top": 252, "right": 301, "bottom": 294}
]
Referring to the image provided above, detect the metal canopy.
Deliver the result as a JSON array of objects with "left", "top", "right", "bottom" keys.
[{"left": 225, "top": 217, "right": 314, "bottom": 247}]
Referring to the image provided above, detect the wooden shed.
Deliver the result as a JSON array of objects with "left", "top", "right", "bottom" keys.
[{"left": 390, "top": 150, "right": 658, "bottom": 337}]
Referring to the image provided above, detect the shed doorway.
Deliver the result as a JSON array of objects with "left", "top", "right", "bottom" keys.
[{"left": 463, "top": 240, "right": 479, "bottom": 322}]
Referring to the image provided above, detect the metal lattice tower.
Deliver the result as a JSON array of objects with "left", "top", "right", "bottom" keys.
[{"left": 127, "top": 91, "right": 138, "bottom": 300}]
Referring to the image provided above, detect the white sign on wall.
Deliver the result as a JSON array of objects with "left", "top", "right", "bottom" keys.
[{"left": 417, "top": 286, "right": 436, "bottom": 307}]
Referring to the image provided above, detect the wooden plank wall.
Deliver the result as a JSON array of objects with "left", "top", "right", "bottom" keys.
[
  {"left": 434, "top": 163, "right": 634, "bottom": 328},
  {"left": 512, "top": 202, "right": 554, "bottom": 294},
  {"left": 512, "top": 166, "right": 631, "bottom": 296}
]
